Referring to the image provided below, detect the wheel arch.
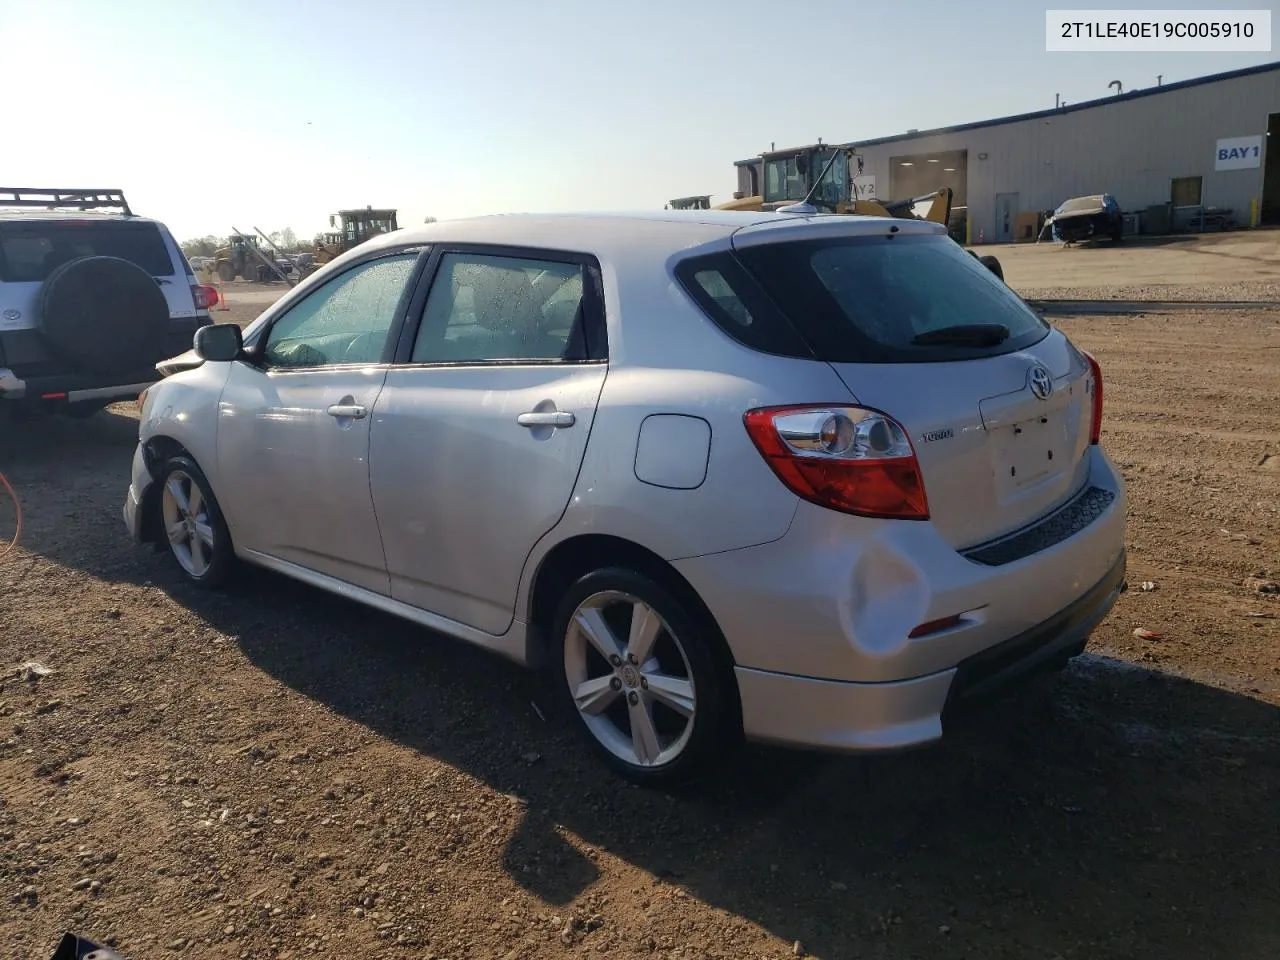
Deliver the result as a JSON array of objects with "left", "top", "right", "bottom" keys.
[
  {"left": 526, "top": 533, "right": 743, "bottom": 726},
  {"left": 138, "top": 436, "right": 199, "bottom": 546}
]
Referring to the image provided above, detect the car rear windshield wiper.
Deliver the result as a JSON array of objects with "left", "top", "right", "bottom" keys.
[{"left": 911, "top": 323, "right": 1010, "bottom": 347}]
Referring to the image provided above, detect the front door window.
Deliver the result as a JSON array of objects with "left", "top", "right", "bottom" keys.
[{"left": 263, "top": 254, "right": 417, "bottom": 368}]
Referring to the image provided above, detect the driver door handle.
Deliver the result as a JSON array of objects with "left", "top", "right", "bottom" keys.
[
  {"left": 517, "top": 410, "right": 575, "bottom": 429},
  {"left": 326, "top": 403, "right": 368, "bottom": 420}
]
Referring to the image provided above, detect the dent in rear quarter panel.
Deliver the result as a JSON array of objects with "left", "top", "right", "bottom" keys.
[
  {"left": 138, "top": 361, "right": 233, "bottom": 516},
  {"left": 673, "top": 444, "right": 1126, "bottom": 683}
]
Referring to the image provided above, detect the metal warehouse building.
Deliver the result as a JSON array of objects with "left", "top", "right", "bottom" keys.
[{"left": 733, "top": 61, "right": 1280, "bottom": 243}]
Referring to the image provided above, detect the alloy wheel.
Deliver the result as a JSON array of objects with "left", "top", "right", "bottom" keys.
[
  {"left": 160, "top": 469, "right": 217, "bottom": 578},
  {"left": 563, "top": 590, "right": 697, "bottom": 768}
]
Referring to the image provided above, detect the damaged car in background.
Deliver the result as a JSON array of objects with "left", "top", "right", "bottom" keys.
[{"left": 1043, "top": 193, "right": 1124, "bottom": 245}]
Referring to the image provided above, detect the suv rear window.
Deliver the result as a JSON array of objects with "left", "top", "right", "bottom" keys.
[
  {"left": 0, "top": 221, "right": 174, "bottom": 283},
  {"left": 680, "top": 233, "right": 1048, "bottom": 364}
]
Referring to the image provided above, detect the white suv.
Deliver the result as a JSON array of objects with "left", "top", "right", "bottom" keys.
[
  {"left": 123, "top": 211, "right": 1126, "bottom": 783},
  {"left": 0, "top": 188, "right": 218, "bottom": 417}
]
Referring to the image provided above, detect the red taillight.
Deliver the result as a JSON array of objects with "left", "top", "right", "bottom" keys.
[
  {"left": 192, "top": 283, "right": 219, "bottom": 310},
  {"left": 1083, "top": 350, "right": 1103, "bottom": 444},
  {"left": 743, "top": 404, "right": 929, "bottom": 520}
]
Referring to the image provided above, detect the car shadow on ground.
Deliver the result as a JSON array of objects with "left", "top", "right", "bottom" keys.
[
  {"left": 156, "top": 563, "right": 1280, "bottom": 959},
  {"left": 5, "top": 411, "right": 1280, "bottom": 958}
]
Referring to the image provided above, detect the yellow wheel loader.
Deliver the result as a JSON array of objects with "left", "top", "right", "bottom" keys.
[
  {"left": 711, "top": 144, "right": 1003, "bottom": 281},
  {"left": 312, "top": 207, "right": 400, "bottom": 267},
  {"left": 213, "top": 234, "right": 268, "bottom": 283}
]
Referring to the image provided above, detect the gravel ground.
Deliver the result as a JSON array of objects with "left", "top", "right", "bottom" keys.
[
  {"left": 1026, "top": 281, "right": 1280, "bottom": 302},
  {"left": 2, "top": 297, "right": 1279, "bottom": 956},
  {"left": 208, "top": 281, "right": 290, "bottom": 328},
  {"left": 975, "top": 229, "right": 1280, "bottom": 302}
]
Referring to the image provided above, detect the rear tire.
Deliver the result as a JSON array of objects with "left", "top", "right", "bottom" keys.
[
  {"left": 156, "top": 455, "right": 235, "bottom": 588},
  {"left": 217, "top": 261, "right": 236, "bottom": 283},
  {"left": 549, "top": 567, "right": 738, "bottom": 785}
]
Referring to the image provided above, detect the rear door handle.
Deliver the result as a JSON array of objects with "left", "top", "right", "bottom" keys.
[
  {"left": 327, "top": 403, "right": 368, "bottom": 420},
  {"left": 517, "top": 411, "right": 575, "bottom": 429}
]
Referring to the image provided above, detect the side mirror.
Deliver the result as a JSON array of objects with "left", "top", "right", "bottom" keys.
[{"left": 193, "top": 323, "right": 243, "bottom": 362}]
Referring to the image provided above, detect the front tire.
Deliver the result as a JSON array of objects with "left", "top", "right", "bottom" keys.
[
  {"left": 157, "top": 456, "right": 234, "bottom": 588},
  {"left": 550, "top": 568, "right": 737, "bottom": 785}
]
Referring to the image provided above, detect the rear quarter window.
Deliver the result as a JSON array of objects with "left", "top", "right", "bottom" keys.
[
  {"left": 673, "top": 251, "right": 812, "bottom": 358},
  {"left": 0, "top": 221, "right": 175, "bottom": 282},
  {"left": 735, "top": 233, "right": 1049, "bottom": 363}
]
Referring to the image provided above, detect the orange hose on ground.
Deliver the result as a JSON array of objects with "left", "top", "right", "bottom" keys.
[{"left": 0, "top": 471, "right": 20, "bottom": 560}]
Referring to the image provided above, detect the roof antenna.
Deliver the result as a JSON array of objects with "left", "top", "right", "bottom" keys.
[
  {"left": 1109, "top": 80, "right": 1123, "bottom": 95},
  {"left": 1157, "top": 74, "right": 1163, "bottom": 86},
  {"left": 777, "top": 146, "right": 845, "bottom": 216}
]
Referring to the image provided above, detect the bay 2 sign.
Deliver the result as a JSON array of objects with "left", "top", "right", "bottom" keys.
[{"left": 1215, "top": 135, "right": 1263, "bottom": 171}]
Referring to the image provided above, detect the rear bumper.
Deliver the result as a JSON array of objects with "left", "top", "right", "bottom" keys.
[
  {"left": 0, "top": 367, "right": 23, "bottom": 398},
  {"left": 0, "top": 367, "right": 156, "bottom": 405},
  {"left": 675, "top": 445, "right": 1127, "bottom": 684},
  {"left": 736, "top": 550, "right": 1126, "bottom": 752},
  {"left": 0, "top": 321, "right": 202, "bottom": 405}
]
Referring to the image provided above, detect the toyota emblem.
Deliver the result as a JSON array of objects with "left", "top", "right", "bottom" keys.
[{"left": 1028, "top": 365, "right": 1053, "bottom": 400}]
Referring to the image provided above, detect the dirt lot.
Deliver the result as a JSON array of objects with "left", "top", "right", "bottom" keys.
[
  {"left": 2, "top": 271, "right": 1279, "bottom": 958},
  {"left": 207, "top": 281, "right": 286, "bottom": 329},
  {"left": 973, "top": 229, "right": 1280, "bottom": 303}
]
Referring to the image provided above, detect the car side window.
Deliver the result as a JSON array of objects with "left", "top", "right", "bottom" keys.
[
  {"left": 674, "top": 251, "right": 811, "bottom": 358},
  {"left": 689, "top": 267, "right": 756, "bottom": 329},
  {"left": 263, "top": 254, "right": 418, "bottom": 369},
  {"left": 410, "top": 253, "right": 590, "bottom": 364}
]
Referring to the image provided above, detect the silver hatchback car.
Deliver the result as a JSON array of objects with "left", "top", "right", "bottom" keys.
[{"left": 124, "top": 212, "right": 1126, "bottom": 783}]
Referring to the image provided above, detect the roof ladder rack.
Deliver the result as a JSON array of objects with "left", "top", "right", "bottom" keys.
[{"left": 0, "top": 187, "right": 133, "bottom": 216}]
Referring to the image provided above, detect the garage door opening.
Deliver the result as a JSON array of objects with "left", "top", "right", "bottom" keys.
[
  {"left": 889, "top": 149, "right": 968, "bottom": 239},
  {"left": 1263, "top": 114, "right": 1280, "bottom": 225},
  {"left": 889, "top": 150, "right": 968, "bottom": 205}
]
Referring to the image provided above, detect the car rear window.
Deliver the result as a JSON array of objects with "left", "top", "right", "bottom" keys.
[
  {"left": 682, "top": 233, "right": 1049, "bottom": 364},
  {"left": 0, "top": 220, "right": 175, "bottom": 283}
]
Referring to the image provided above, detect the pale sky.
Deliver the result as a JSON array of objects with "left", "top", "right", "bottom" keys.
[{"left": 4, "top": 0, "right": 1274, "bottom": 242}]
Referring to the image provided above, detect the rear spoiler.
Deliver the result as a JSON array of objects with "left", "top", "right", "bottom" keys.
[{"left": 0, "top": 187, "right": 133, "bottom": 217}]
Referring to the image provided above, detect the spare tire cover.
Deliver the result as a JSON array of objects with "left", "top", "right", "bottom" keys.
[{"left": 37, "top": 255, "right": 171, "bottom": 376}]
